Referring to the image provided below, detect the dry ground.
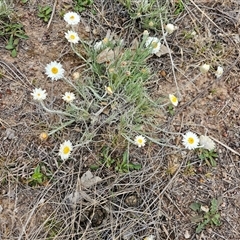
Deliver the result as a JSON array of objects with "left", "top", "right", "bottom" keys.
[{"left": 0, "top": 0, "right": 240, "bottom": 239}]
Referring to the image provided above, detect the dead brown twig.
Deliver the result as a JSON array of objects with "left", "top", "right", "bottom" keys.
[
  {"left": 47, "top": 0, "right": 58, "bottom": 29},
  {"left": 210, "top": 136, "right": 240, "bottom": 157}
]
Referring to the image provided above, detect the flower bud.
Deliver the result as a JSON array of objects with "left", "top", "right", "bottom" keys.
[
  {"left": 105, "top": 86, "right": 113, "bottom": 95},
  {"left": 72, "top": 72, "right": 80, "bottom": 80},
  {"left": 39, "top": 132, "right": 48, "bottom": 141},
  {"left": 215, "top": 66, "right": 223, "bottom": 78},
  {"left": 199, "top": 64, "right": 210, "bottom": 74},
  {"left": 165, "top": 23, "right": 177, "bottom": 34}
]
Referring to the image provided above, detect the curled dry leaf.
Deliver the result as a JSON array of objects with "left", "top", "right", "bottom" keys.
[
  {"left": 155, "top": 44, "right": 173, "bottom": 57},
  {"left": 80, "top": 170, "right": 102, "bottom": 188},
  {"left": 96, "top": 47, "right": 121, "bottom": 64},
  {"left": 201, "top": 205, "right": 209, "bottom": 213},
  {"left": 3, "top": 128, "right": 15, "bottom": 140},
  {"left": 65, "top": 190, "right": 97, "bottom": 205},
  {"left": 130, "top": 38, "right": 139, "bottom": 50}
]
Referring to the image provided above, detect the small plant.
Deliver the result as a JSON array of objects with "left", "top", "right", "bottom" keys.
[
  {"left": 100, "top": 146, "right": 115, "bottom": 168},
  {"left": 190, "top": 198, "right": 221, "bottom": 233},
  {"left": 28, "top": 164, "right": 50, "bottom": 186},
  {"left": 115, "top": 151, "right": 142, "bottom": 173},
  {"left": 73, "top": 0, "right": 94, "bottom": 13},
  {"left": 198, "top": 149, "right": 218, "bottom": 167},
  {"left": 183, "top": 161, "right": 195, "bottom": 176},
  {"left": 45, "top": 219, "right": 62, "bottom": 239},
  {"left": 0, "top": 21, "right": 28, "bottom": 57},
  {"left": 90, "top": 148, "right": 141, "bottom": 173},
  {"left": 174, "top": 0, "right": 185, "bottom": 15},
  {"left": 183, "top": 30, "right": 196, "bottom": 40},
  {"left": 167, "top": 105, "right": 175, "bottom": 116},
  {"left": 37, "top": 5, "right": 52, "bottom": 22},
  {"left": 31, "top": 11, "right": 179, "bottom": 165},
  {"left": 0, "top": 0, "right": 12, "bottom": 18},
  {"left": 119, "top": 0, "right": 168, "bottom": 31}
]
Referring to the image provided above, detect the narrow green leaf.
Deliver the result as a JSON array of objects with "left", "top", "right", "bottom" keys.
[
  {"left": 15, "top": 33, "right": 29, "bottom": 39},
  {"left": 13, "top": 38, "right": 19, "bottom": 45},
  {"left": 11, "top": 48, "right": 17, "bottom": 57},
  {"left": 211, "top": 213, "right": 220, "bottom": 225},
  {"left": 42, "top": 6, "right": 49, "bottom": 11},
  {"left": 122, "top": 151, "right": 128, "bottom": 163},
  {"left": 190, "top": 202, "right": 201, "bottom": 211},
  {"left": 45, "top": 8, "right": 52, "bottom": 15},
  {"left": 38, "top": 13, "right": 45, "bottom": 18},
  {"left": 89, "top": 164, "right": 99, "bottom": 170},
  {"left": 196, "top": 223, "right": 204, "bottom": 234},
  {"left": 210, "top": 198, "right": 218, "bottom": 213},
  {"left": 6, "top": 44, "right": 14, "bottom": 50},
  {"left": 128, "top": 163, "right": 142, "bottom": 170},
  {"left": 8, "top": 34, "right": 13, "bottom": 45},
  {"left": 210, "top": 158, "right": 216, "bottom": 167}
]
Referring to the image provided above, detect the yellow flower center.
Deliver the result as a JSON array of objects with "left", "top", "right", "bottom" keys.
[
  {"left": 171, "top": 96, "right": 177, "bottom": 103},
  {"left": 67, "top": 95, "right": 71, "bottom": 99},
  {"left": 105, "top": 86, "right": 113, "bottom": 95},
  {"left": 40, "top": 132, "right": 48, "bottom": 140},
  {"left": 37, "top": 93, "right": 41, "bottom": 96},
  {"left": 70, "top": 34, "right": 75, "bottom": 40},
  {"left": 149, "top": 21, "right": 154, "bottom": 27},
  {"left": 51, "top": 67, "right": 58, "bottom": 74},
  {"left": 63, "top": 146, "right": 70, "bottom": 154},
  {"left": 188, "top": 137, "right": 194, "bottom": 144},
  {"left": 126, "top": 71, "right": 131, "bottom": 76},
  {"left": 138, "top": 139, "right": 143, "bottom": 144},
  {"left": 151, "top": 41, "right": 158, "bottom": 48},
  {"left": 103, "top": 38, "right": 109, "bottom": 44},
  {"left": 70, "top": 15, "right": 75, "bottom": 20}
]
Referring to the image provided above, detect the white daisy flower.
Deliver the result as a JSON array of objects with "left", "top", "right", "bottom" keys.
[
  {"left": 63, "top": 12, "right": 80, "bottom": 25},
  {"left": 199, "top": 64, "right": 210, "bottom": 74},
  {"left": 199, "top": 135, "right": 216, "bottom": 151},
  {"left": 165, "top": 23, "right": 177, "bottom": 34},
  {"left": 59, "top": 140, "right": 73, "bottom": 160},
  {"left": 182, "top": 132, "right": 199, "bottom": 150},
  {"left": 134, "top": 135, "right": 146, "bottom": 148},
  {"left": 62, "top": 92, "right": 76, "bottom": 103},
  {"left": 65, "top": 30, "right": 80, "bottom": 44},
  {"left": 145, "top": 37, "right": 161, "bottom": 54},
  {"left": 215, "top": 66, "right": 223, "bottom": 78},
  {"left": 31, "top": 88, "right": 47, "bottom": 101},
  {"left": 169, "top": 94, "right": 178, "bottom": 106},
  {"left": 45, "top": 61, "right": 65, "bottom": 81},
  {"left": 144, "top": 235, "right": 155, "bottom": 240}
]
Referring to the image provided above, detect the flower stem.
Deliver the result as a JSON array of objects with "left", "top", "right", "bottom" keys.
[
  {"left": 48, "top": 119, "right": 75, "bottom": 136},
  {"left": 40, "top": 101, "right": 74, "bottom": 117}
]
